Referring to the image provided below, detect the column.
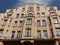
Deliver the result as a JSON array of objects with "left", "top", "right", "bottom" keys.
[
  {"left": 0, "top": 42, "right": 4, "bottom": 45},
  {"left": 21, "top": 41, "right": 24, "bottom": 45},
  {"left": 55, "top": 41, "right": 59, "bottom": 45}
]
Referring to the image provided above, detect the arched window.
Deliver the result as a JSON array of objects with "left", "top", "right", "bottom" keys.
[{"left": 28, "top": 13, "right": 33, "bottom": 17}]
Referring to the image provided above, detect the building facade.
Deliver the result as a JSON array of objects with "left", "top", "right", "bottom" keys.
[{"left": 0, "top": 3, "right": 60, "bottom": 45}]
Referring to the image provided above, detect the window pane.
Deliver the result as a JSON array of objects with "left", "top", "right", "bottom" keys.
[
  {"left": 37, "top": 20, "right": 40, "bottom": 26},
  {"left": 41, "top": 12, "right": 45, "bottom": 16},
  {"left": 21, "top": 14, "right": 24, "bottom": 18},
  {"left": 28, "top": 13, "right": 33, "bottom": 17},
  {"left": 11, "top": 31, "right": 15, "bottom": 39},
  {"left": 37, "top": 30, "right": 41, "bottom": 38},
  {"left": 53, "top": 17, "right": 58, "bottom": 23},
  {"left": 43, "top": 30, "right": 48, "bottom": 39},
  {"left": 26, "top": 19, "right": 32, "bottom": 24},
  {"left": 14, "top": 21, "right": 18, "bottom": 26},
  {"left": 55, "top": 28, "right": 60, "bottom": 36},
  {"left": 2, "top": 20, "right": 7, "bottom": 26},
  {"left": 25, "top": 28, "right": 31, "bottom": 37},
  {"left": 28, "top": 7, "right": 34, "bottom": 11},
  {"left": 50, "top": 12, "right": 56, "bottom": 15},
  {"left": 37, "top": 7, "right": 40, "bottom": 11},
  {"left": 17, "top": 31, "right": 21, "bottom": 39},
  {"left": 42, "top": 20, "right": 46, "bottom": 26},
  {"left": 0, "top": 30, "right": 3, "bottom": 37},
  {"left": 19, "top": 21, "right": 23, "bottom": 26},
  {"left": 16, "top": 14, "right": 19, "bottom": 18}
]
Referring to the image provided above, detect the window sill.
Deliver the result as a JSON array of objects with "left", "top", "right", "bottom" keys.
[
  {"left": 53, "top": 23, "right": 59, "bottom": 24},
  {"left": 24, "top": 36, "right": 31, "bottom": 37},
  {"left": 26, "top": 24, "right": 32, "bottom": 25},
  {"left": 37, "top": 25, "right": 41, "bottom": 27}
]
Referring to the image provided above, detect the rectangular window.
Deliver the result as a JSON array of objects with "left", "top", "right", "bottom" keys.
[
  {"left": 43, "top": 30, "right": 48, "bottom": 39},
  {"left": 11, "top": 31, "right": 15, "bottom": 39},
  {"left": 19, "top": 21, "right": 23, "bottom": 26},
  {"left": 37, "top": 30, "right": 41, "bottom": 38},
  {"left": 42, "top": 20, "right": 46, "bottom": 26},
  {"left": 14, "top": 21, "right": 18, "bottom": 26},
  {"left": 26, "top": 19, "right": 32, "bottom": 24},
  {"left": 17, "top": 31, "right": 21, "bottom": 39},
  {"left": 37, "top": 20, "right": 40, "bottom": 26},
  {"left": 25, "top": 28, "right": 31, "bottom": 37},
  {"left": 0, "top": 29, "right": 3, "bottom": 37},
  {"left": 53, "top": 17, "right": 58, "bottom": 23},
  {"left": 55, "top": 28, "right": 60, "bottom": 36}
]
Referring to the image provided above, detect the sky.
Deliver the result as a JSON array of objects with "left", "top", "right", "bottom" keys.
[{"left": 0, "top": 0, "right": 60, "bottom": 12}]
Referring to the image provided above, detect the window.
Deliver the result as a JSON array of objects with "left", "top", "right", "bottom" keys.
[
  {"left": 42, "top": 20, "right": 46, "bottom": 26},
  {"left": 4, "top": 30, "right": 8, "bottom": 39},
  {"left": 17, "top": 31, "right": 21, "bottom": 39},
  {"left": 5, "top": 30, "right": 8, "bottom": 34},
  {"left": 25, "top": 28, "right": 31, "bottom": 37},
  {"left": 21, "top": 14, "right": 24, "bottom": 18},
  {"left": 28, "top": 7, "right": 34, "bottom": 11},
  {"left": 41, "top": 12, "right": 45, "bottom": 16},
  {"left": 55, "top": 28, "right": 60, "bottom": 36},
  {"left": 2, "top": 19, "right": 7, "bottom": 26},
  {"left": 19, "top": 21, "right": 23, "bottom": 26},
  {"left": 43, "top": 30, "right": 48, "bottom": 39},
  {"left": 0, "top": 30, "right": 3, "bottom": 37},
  {"left": 8, "top": 20, "right": 11, "bottom": 26},
  {"left": 28, "top": 13, "right": 33, "bottom": 17},
  {"left": 11, "top": 31, "right": 15, "bottom": 39},
  {"left": 22, "top": 8, "right": 25, "bottom": 11},
  {"left": 16, "top": 14, "right": 19, "bottom": 18},
  {"left": 37, "top": 30, "right": 41, "bottom": 38},
  {"left": 26, "top": 19, "right": 32, "bottom": 24},
  {"left": 37, "top": 7, "right": 40, "bottom": 11},
  {"left": 53, "top": 17, "right": 58, "bottom": 23},
  {"left": 14, "top": 21, "right": 18, "bottom": 26},
  {"left": 37, "top": 20, "right": 40, "bottom": 26},
  {"left": 37, "top": 13, "right": 40, "bottom": 16},
  {"left": 50, "top": 12, "right": 56, "bottom": 15}
]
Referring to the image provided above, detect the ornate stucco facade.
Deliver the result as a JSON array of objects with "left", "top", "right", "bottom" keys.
[{"left": 0, "top": 3, "right": 60, "bottom": 45}]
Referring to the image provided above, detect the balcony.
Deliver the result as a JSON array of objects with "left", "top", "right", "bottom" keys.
[{"left": 3, "top": 35, "right": 21, "bottom": 40}]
